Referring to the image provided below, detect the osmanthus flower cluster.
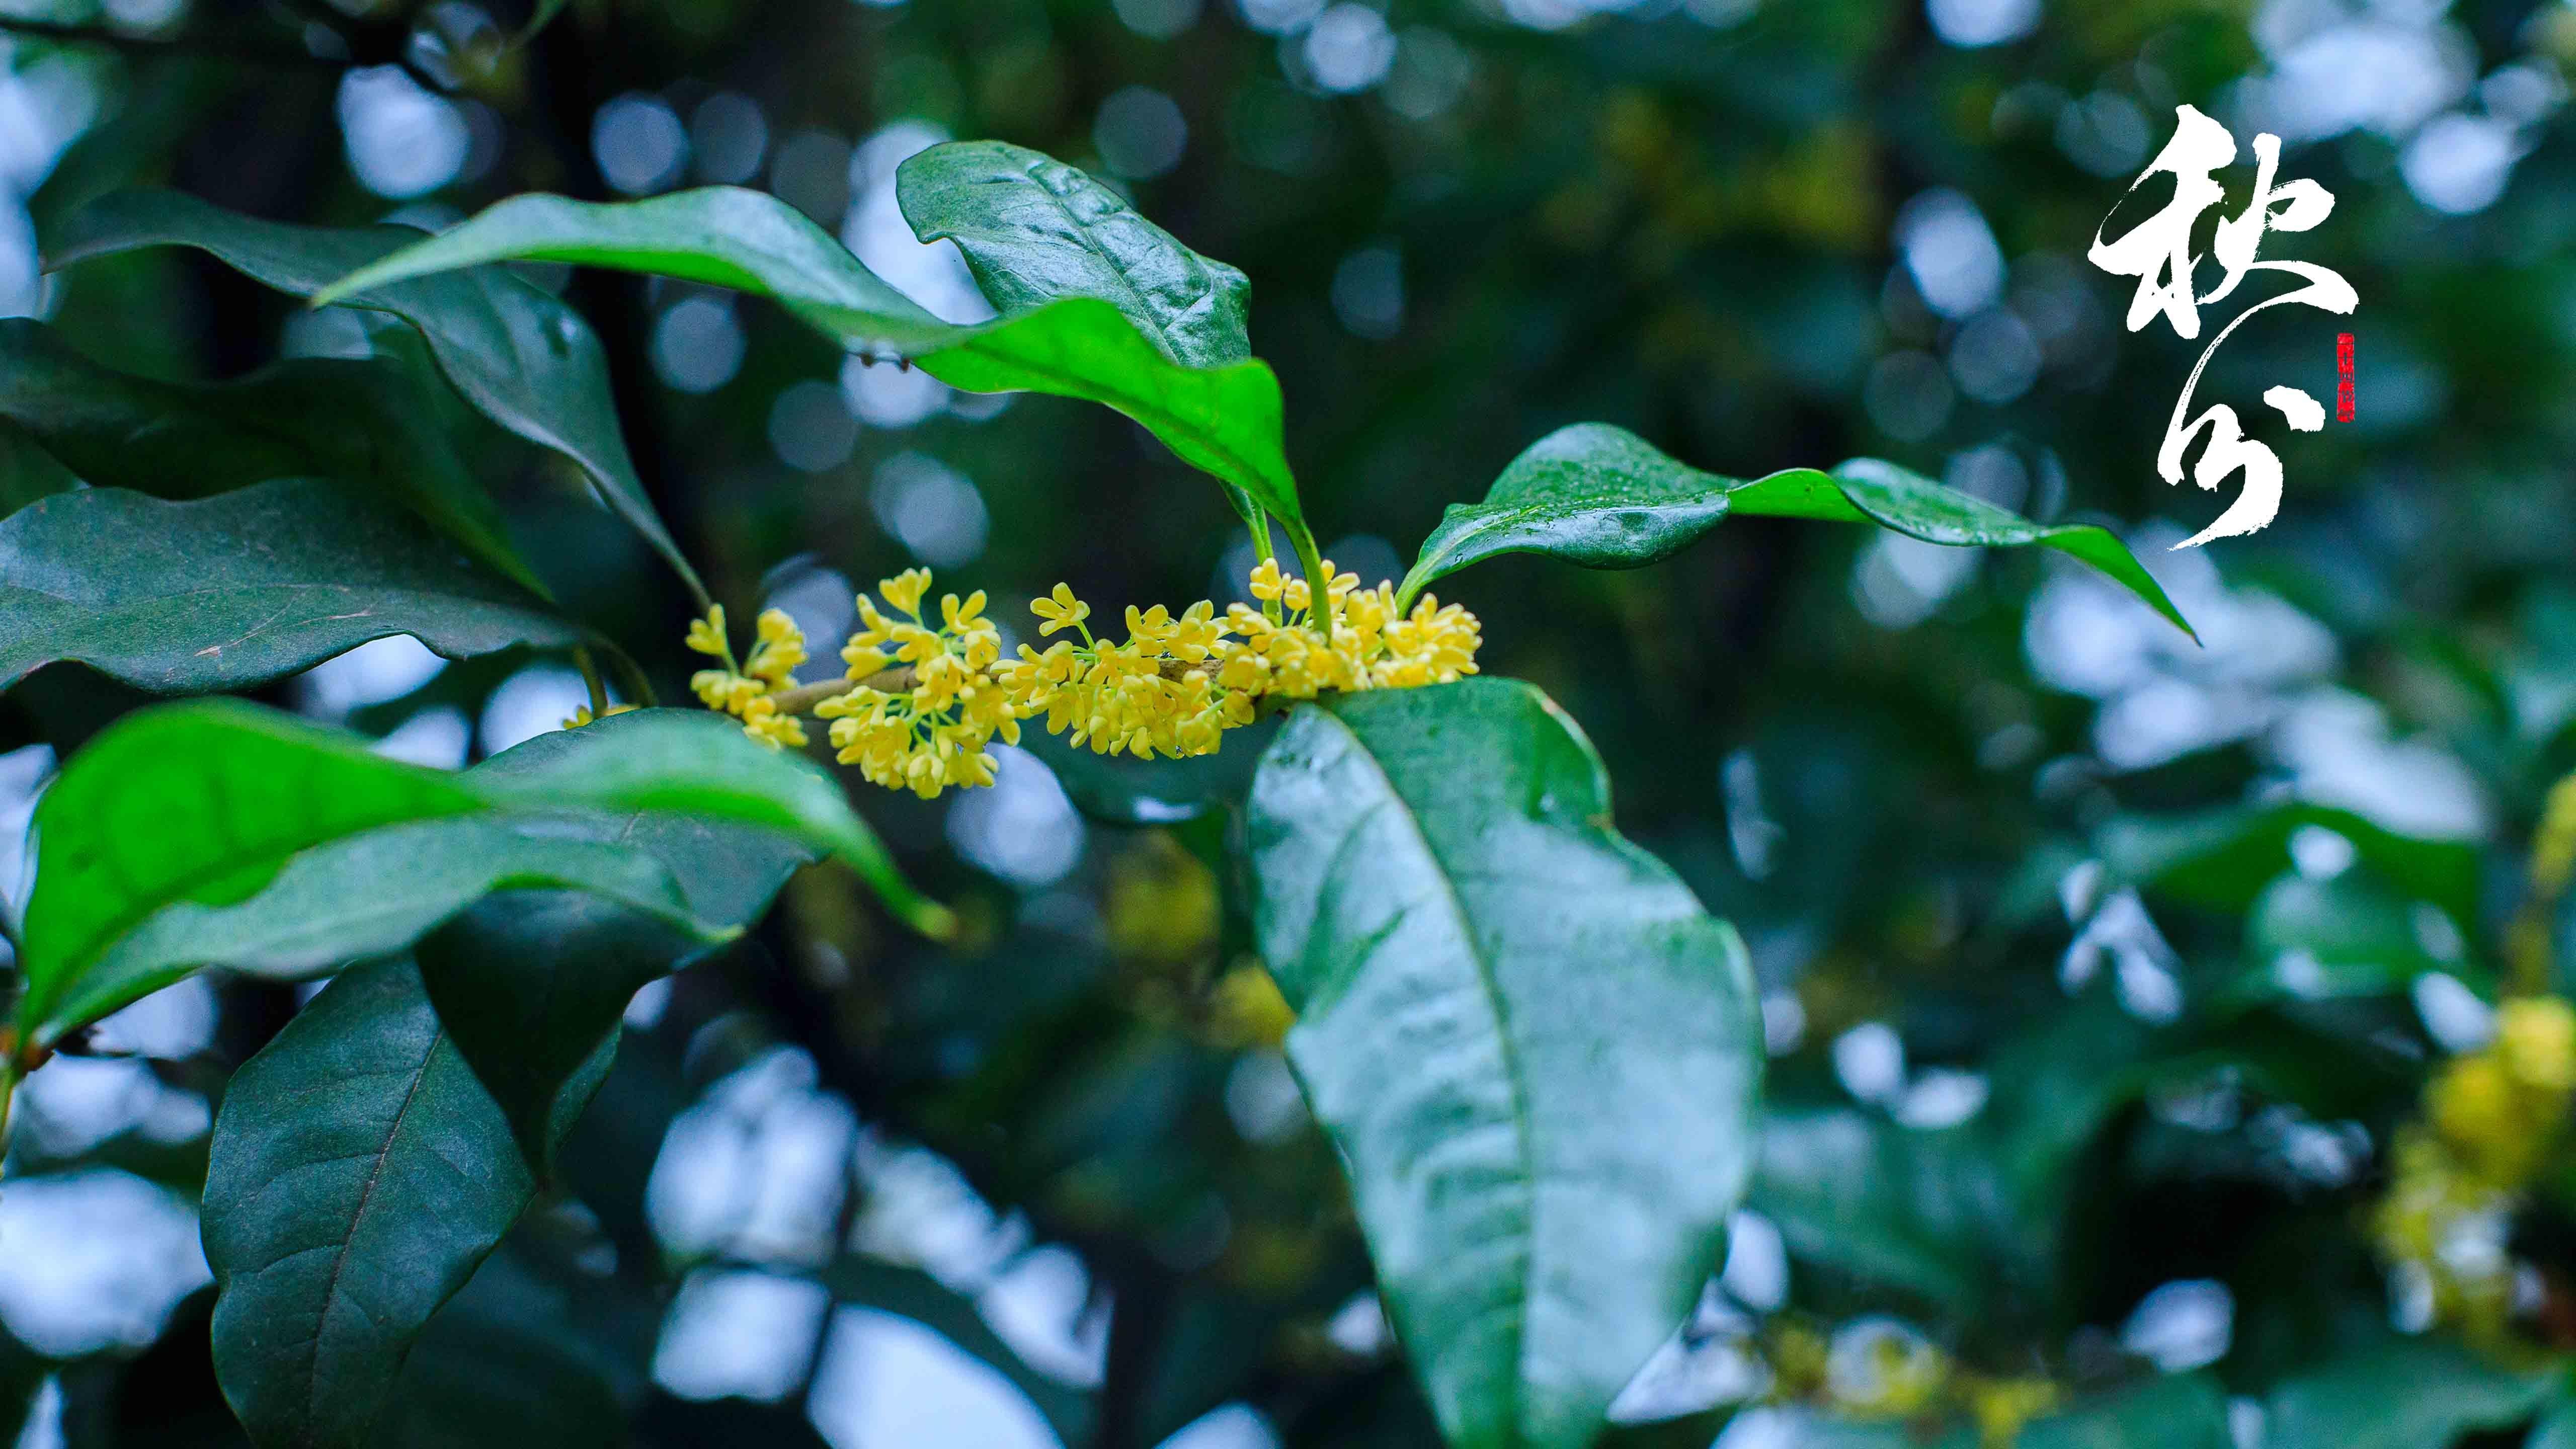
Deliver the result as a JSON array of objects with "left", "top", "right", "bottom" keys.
[
  {"left": 682, "top": 602, "right": 813, "bottom": 748},
  {"left": 680, "top": 559, "right": 1482, "bottom": 797},
  {"left": 2368, "top": 771, "right": 2576, "bottom": 1348}
]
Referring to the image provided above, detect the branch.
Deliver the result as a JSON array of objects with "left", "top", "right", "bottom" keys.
[{"left": 766, "top": 658, "right": 1217, "bottom": 717}]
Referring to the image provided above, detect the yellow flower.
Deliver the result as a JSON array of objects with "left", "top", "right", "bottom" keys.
[
  {"left": 561, "top": 703, "right": 639, "bottom": 729},
  {"left": 684, "top": 603, "right": 730, "bottom": 658},
  {"left": 1031, "top": 583, "right": 1091, "bottom": 635},
  {"left": 1247, "top": 557, "right": 1288, "bottom": 601},
  {"left": 738, "top": 695, "right": 808, "bottom": 750},
  {"left": 879, "top": 567, "right": 932, "bottom": 617},
  {"left": 2496, "top": 997, "right": 2576, "bottom": 1094},
  {"left": 692, "top": 557, "right": 1481, "bottom": 793},
  {"left": 743, "top": 607, "right": 808, "bottom": 685}
]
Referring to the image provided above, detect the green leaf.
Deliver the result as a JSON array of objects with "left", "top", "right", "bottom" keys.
[
  {"left": 897, "top": 138, "right": 1269, "bottom": 533},
  {"left": 2095, "top": 802, "right": 2482, "bottom": 930},
  {"left": 0, "top": 479, "right": 587, "bottom": 695},
  {"left": 467, "top": 707, "right": 949, "bottom": 939},
  {"left": 375, "top": 1247, "right": 628, "bottom": 1449},
  {"left": 416, "top": 891, "right": 706, "bottom": 1172},
  {"left": 2019, "top": 1372, "right": 2233, "bottom": 1449},
  {"left": 203, "top": 957, "right": 546, "bottom": 1449},
  {"left": 2262, "top": 1339, "right": 2554, "bottom": 1449},
  {"left": 295, "top": 185, "right": 1314, "bottom": 564},
  {"left": 16, "top": 701, "right": 943, "bottom": 1044},
  {"left": 1396, "top": 424, "right": 2192, "bottom": 639},
  {"left": 43, "top": 817, "right": 705, "bottom": 1054},
  {"left": 1246, "top": 677, "right": 1763, "bottom": 1449},
  {"left": 2215, "top": 872, "right": 2466, "bottom": 1013},
  {"left": 45, "top": 191, "right": 703, "bottom": 603},
  {"left": 0, "top": 418, "right": 76, "bottom": 517},
  {"left": 1750, "top": 1105, "right": 1999, "bottom": 1311},
  {"left": 0, "top": 317, "right": 539, "bottom": 593}
]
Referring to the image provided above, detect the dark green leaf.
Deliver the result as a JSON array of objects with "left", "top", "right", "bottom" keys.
[
  {"left": 48, "top": 818, "right": 704, "bottom": 1056},
  {"left": 2262, "top": 1339, "right": 2553, "bottom": 1449},
  {"left": 1396, "top": 424, "right": 2192, "bottom": 639},
  {"left": 1246, "top": 677, "right": 1763, "bottom": 1449},
  {"left": 0, "top": 418, "right": 76, "bottom": 517},
  {"left": 17, "top": 702, "right": 942, "bottom": 1045},
  {"left": 0, "top": 480, "right": 587, "bottom": 695},
  {"left": 2020, "top": 1372, "right": 2232, "bottom": 1449},
  {"left": 294, "top": 185, "right": 1315, "bottom": 567},
  {"left": 203, "top": 958, "right": 543, "bottom": 1449},
  {"left": 2096, "top": 802, "right": 2481, "bottom": 929},
  {"left": 898, "top": 139, "right": 1268, "bottom": 532},
  {"left": 0, "top": 317, "right": 538, "bottom": 592},
  {"left": 376, "top": 1248, "right": 628, "bottom": 1449},
  {"left": 1750, "top": 1105, "right": 1998, "bottom": 1311},
  {"left": 417, "top": 891, "right": 705, "bottom": 1172},
  {"left": 45, "top": 191, "right": 703, "bottom": 603},
  {"left": 2216, "top": 873, "right": 2464, "bottom": 1013},
  {"left": 466, "top": 707, "right": 947, "bottom": 938}
]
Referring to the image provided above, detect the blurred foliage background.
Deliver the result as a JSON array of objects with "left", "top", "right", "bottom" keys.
[{"left": 6, "top": 0, "right": 2576, "bottom": 1444}]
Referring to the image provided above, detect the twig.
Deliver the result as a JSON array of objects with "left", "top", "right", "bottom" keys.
[{"left": 764, "top": 657, "right": 1219, "bottom": 717}]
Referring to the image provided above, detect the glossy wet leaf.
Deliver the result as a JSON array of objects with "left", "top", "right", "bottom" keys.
[
  {"left": 16, "top": 701, "right": 941, "bottom": 1044},
  {"left": 0, "top": 317, "right": 537, "bottom": 591},
  {"left": 899, "top": 139, "right": 1268, "bottom": 530},
  {"left": 2261, "top": 1339, "right": 2553, "bottom": 1449},
  {"left": 1397, "top": 424, "right": 2191, "bottom": 638},
  {"left": 1247, "top": 677, "right": 1762, "bottom": 1449},
  {"left": 0, "top": 480, "right": 587, "bottom": 695},
  {"left": 203, "top": 958, "right": 546, "bottom": 1449},
  {"left": 45, "top": 191, "right": 701, "bottom": 602},
  {"left": 297, "top": 184, "right": 1313, "bottom": 561}
]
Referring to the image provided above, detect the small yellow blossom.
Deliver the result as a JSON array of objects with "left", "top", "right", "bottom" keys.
[
  {"left": 680, "top": 602, "right": 810, "bottom": 750},
  {"left": 683, "top": 603, "right": 731, "bottom": 660},
  {"left": 1030, "top": 583, "right": 1091, "bottom": 636},
  {"left": 562, "top": 703, "right": 639, "bottom": 729},
  {"left": 880, "top": 567, "right": 932, "bottom": 617}
]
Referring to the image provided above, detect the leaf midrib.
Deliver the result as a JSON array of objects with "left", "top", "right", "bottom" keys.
[
  {"left": 301, "top": 1024, "right": 439, "bottom": 1438},
  {"left": 1317, "top": 704, "right": 1541, "bottom": 1437}
]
